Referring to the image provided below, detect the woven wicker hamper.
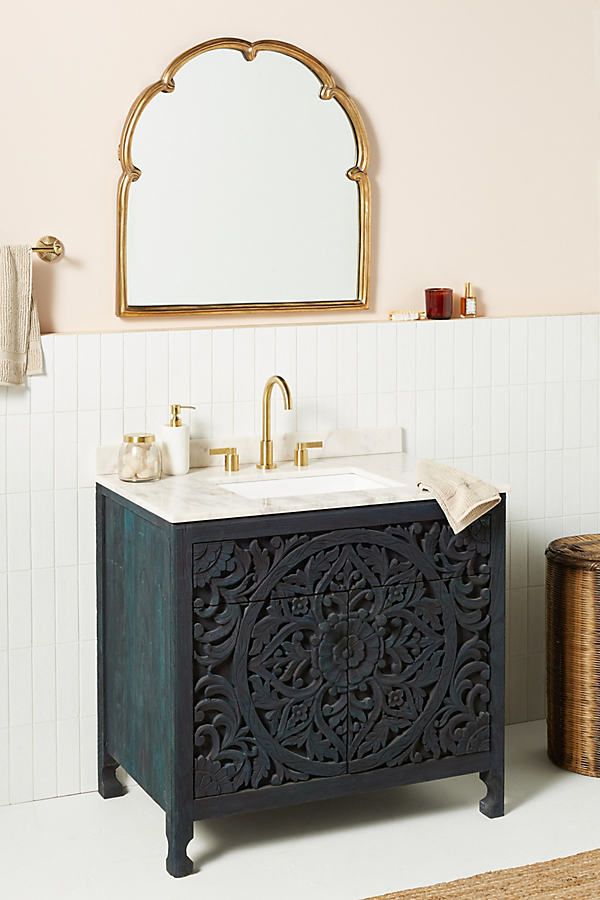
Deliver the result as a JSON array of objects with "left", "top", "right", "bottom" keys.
[{"left": 546, "top": 535, "right": 600, "bottom": 776}]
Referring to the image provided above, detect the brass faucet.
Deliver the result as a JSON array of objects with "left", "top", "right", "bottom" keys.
[{"left": 257, "top": 375, "right": 293, "bottom": 470}]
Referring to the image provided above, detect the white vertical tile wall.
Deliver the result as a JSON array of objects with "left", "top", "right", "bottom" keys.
[{"left": 0, "top": 314, "right": 598, "bottom": 804}]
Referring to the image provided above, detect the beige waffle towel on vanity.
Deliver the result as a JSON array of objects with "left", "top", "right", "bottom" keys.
[
  {"left": 0, "top": 245, "right": 43, "bottom": 386},
  {"left": 416, "top": 459, "right": 501, "bottom": 534}
]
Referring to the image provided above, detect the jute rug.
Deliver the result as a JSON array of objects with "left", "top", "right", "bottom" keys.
[{"left": 365, "top": 848, "right": 600, "bottom": 899}]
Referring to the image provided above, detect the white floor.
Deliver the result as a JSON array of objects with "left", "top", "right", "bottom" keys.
[{"left": 0, "top": 721, "right": 598, "bottom": 899}]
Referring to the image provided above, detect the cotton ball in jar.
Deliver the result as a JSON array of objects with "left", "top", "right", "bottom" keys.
[{"left": 118, "top": 434, "right": 160, "bottom": 483}]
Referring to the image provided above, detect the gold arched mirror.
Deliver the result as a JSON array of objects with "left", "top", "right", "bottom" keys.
[{"left": 117, "top": 38, "right": 370, "bottom": 317}]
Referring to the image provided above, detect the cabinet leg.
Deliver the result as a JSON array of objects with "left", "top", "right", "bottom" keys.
[
  {"left": 166, "top": 812, "right": 194, "bottom": 878},
  {"left": 98, "top": 751, "right": 125, "bottom": 799},
  {"left": 479, "top": 768, "right": 504, "bottom": 818}
]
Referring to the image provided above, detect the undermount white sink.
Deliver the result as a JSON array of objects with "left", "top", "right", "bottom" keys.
[{"left": 221, "top": 470, "right": 400, "bottom": 500}]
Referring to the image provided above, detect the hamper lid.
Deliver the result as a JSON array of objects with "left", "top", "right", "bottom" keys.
[{"left": 546, "top": 534, "right": 600, "bottom": 569}]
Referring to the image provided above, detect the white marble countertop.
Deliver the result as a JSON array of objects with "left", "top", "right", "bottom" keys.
[{"left": 96, "top": 452, "right": 429, "bottom": 524}]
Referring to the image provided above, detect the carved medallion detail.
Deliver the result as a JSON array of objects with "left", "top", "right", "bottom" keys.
[{"left": 193, "top": 518, "right": 492, "bottom": 798}]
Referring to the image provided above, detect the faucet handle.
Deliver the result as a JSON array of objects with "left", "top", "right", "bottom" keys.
[
  {"left": 209, "top": 446, "right": 240, "bottom": 473},
  {"left": 294, "top": 440, "right": 323, "bottom": 467}
]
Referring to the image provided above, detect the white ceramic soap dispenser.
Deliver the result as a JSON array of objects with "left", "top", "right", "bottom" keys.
[{"left": 161, "top": 403, "right": 195, "bottom": 475}]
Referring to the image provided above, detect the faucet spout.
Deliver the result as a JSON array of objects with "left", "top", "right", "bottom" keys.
[{"left": 258, "top": 375, "right": 293, "bottom": 470}]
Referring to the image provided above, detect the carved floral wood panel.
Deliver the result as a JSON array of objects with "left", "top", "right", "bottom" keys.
[
  {"left": 192, "top": 518, "right": 491, "bottom": 605},
  {"left": 192, "top": 517, "right": 492, "bottom": 798},
  {"left": 347, "top": 577, "right": 491, "bottom": 773},
  {"left": 193, "top": 592, "right": 349, "bottom": 797}
]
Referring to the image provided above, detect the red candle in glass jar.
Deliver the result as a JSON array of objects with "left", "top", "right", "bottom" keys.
[{"left": 425, "top": 287, "right": 453, "bottom": 320}]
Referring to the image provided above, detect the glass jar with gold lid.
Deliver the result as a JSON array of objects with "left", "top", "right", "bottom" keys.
[{"left": 118, "top": 433, "right": 162, "bottom": 482}]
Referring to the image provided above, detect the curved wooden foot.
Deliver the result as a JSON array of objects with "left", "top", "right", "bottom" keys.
[
  {"left": 166, "top": 813, "right": 194, "bottom": 878},
  {"left": 479, "top": 769, "right": 504, "bottom": 818},
  {"left": 98, "top": 753, "right": 125, "bottom": 799}
]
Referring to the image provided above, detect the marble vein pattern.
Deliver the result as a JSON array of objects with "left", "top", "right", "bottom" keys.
[{"left": 96, "top": 453, "right": 428, "bottom": 524}]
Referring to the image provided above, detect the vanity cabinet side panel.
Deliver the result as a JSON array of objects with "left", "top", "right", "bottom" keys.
[
  {"left": 97, "top": 488, "right": 176, "bottom": 809},
  {"left": 486, "top": 498, "right": 506, "bottom": 779}
]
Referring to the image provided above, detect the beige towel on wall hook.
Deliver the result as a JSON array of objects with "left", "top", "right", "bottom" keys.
[
  {"left": 416, "top": 459, "right": 501, "bottom": 534},
  {"left": 0, "top": 245, "right": 43, "bottom": 386}
]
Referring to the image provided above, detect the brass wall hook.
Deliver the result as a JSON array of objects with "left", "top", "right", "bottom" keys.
[{"left": 31, "top": 236, "right": 64, "bottom": 262}]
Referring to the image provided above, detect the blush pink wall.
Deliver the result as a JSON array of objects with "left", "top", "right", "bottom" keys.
[{"left": 1, "top": 0, "right": 599, "bottom": 333}]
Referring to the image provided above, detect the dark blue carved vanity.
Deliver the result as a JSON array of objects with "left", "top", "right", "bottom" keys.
[{"left": 97, "top": 481, "right": 505, "bottom": 877}]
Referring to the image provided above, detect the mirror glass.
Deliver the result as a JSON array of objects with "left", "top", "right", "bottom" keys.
[{"left": 118, "top": 41, "right": 370, "bottom": 315}]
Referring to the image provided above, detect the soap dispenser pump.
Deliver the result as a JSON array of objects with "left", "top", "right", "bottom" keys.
[{"left": 161, "top": 403, "right": 195, "bottom": 475}]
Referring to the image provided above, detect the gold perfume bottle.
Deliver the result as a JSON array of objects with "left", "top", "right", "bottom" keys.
[{"left": 460, "top": 282, "right": 477, "bottom": 318}]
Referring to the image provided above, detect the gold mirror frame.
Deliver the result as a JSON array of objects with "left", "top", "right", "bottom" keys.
[{"left": 116, "top": 38, "right": 371, "bottom": 317}]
